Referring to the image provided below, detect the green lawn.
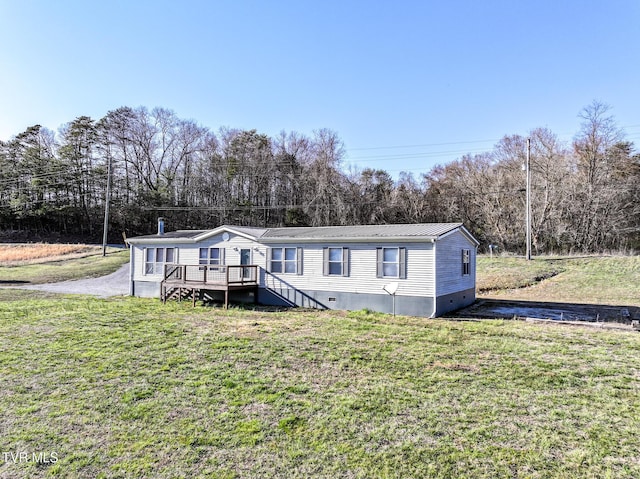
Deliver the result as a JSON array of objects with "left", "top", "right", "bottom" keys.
[
  {"left": 0, "top": 249, "right": 129, "bottom": 285},
  {"left": 1, "top": 291, "right": 639, "bottom": 478},
  {"left": 477, "top": 255, "right": 640, "bottom": 306}
]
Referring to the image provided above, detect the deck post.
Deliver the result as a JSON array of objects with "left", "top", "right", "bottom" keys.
[{"left": 224, "top": 289, "right": 229, "bottom": 309}]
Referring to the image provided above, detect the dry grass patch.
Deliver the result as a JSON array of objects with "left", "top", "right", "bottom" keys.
[{"left": 0, "top": 243, "right": 99, "bottom": 265}]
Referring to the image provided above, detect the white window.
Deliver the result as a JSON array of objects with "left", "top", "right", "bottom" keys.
[
  {"left": 376, "top": 247, "right": 406, "bottom": 279},
  {"left": 383, "top": 248, "right": 399, "bottom": 277},
  {"left": 462, "top": 249, "right": 470, "bottom": 276},
  {"left": 268, "top": 247, "right": 302, "bottom": 274},
  {"left": 144, "top": 247, "right": 175, "bottom": 275},
  {"left": 323, "top": 247, "right": 349, "bottom": 276},
  {"left": 199, "top": 247, "right": 225, "bottom": 267}
]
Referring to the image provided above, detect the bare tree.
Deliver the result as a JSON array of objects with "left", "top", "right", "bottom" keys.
[
  {"left": 529, "top": 128, "right": 572, "bottom": 253},
  {"left": 571, "top": 101, "right": 624, "bottom": 251}
]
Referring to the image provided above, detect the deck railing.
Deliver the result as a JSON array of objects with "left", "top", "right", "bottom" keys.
[{"left": 163, "top": 264, "right": 258, "bottom": 286}]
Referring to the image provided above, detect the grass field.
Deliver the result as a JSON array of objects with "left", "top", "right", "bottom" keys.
[
  {"left": 0, "top": 247, "right": 129, "bottom": 285},
  {"left": 1, "top": 290, "right": 639, "bottom": 478},
  {"left": 478, "top": 255, "right": 640, "bottom": 307}
]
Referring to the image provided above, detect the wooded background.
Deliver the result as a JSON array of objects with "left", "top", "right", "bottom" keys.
[{"left": 1, "top": 101, "right": 638, "bottom": 253}]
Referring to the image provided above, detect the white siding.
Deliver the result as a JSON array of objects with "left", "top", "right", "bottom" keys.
[
  {"left": 264, "top": 241, "right": 435, "bottom": 298},
  {"left": 435, "top": 230, "right": 476, "bottom": 296},
  {"left": 132, "top": 233, "right": 268, "bottom": 282},
  {"left": 132, "top": 244, "right": 147, "bottom": 281},
  {"left": 132, "top": 242, "right": 185, "bottom": 282},
  {"left": 132, "top": 235, "right": 436, "bottom": 299},
  {"left": 177, "top": 234, "right": 267, "bottom": 268}
]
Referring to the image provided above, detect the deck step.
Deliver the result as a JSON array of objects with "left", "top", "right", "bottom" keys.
[
  {"left": 160, "top": 281, "right": 257, "bottom": 309},
  {"left": 162, "top": 286, "right": 194, "bottom": 302}
]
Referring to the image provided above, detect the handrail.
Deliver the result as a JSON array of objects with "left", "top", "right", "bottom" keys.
[
  {"left": 163, "top": 264, "right": 258, "bottom": 286},
  {"left": 163, "top": 264, "right": 183, "bottom": 281}
]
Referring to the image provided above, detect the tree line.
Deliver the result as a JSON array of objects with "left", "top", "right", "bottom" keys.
[{"left": 0, "top": 101, "right": 638, "bottom": 253}]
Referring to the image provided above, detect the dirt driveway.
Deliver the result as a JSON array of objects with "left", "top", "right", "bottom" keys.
[{"left": 14, "top": 263, "right": 130, "bottom": 297}]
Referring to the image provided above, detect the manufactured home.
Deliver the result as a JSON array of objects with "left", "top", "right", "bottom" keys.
[{"left": 126, "top": 222, "right": 479, "bottom": 317}]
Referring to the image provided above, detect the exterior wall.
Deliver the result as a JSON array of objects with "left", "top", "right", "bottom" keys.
[
  {"left": 432, "top": 230, "right": 477, "bottom": 316},
  {"left": 176, "top": 234, "right": 267, "bottom": 268},
  {"left": 132, "top": 244, "right": 146, "bottom": 282},
  {"left": 132, "top": 280, "right": 162, "bottom": 298},
  {"left": 435, "top": 287, "right": 476, "bottom": 316},
  {"left": 131, "top": 233, "right": 269, "bottom": 283},
  {"left": 434, "top": 230, "right": 476, "bottom": 296},
  {"left": 262, "top": 241, "right": 435, "bottom": 298}
]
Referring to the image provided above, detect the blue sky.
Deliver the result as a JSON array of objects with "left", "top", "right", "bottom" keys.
[{"left": 1, "top": 0, "right": 639, "bottom": 177}]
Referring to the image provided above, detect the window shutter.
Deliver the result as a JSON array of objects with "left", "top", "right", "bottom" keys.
[
  {"left": 323, "top": 247, "right": 329, "bottom": 276},
  {"left": 297, "top": 247, "right": 303, "bottom": 275},
  {"left": 376, "top": 247, "right": 383, "bottom": 278},
  {"left": 266, "top": 248, "right": 272, "bottom": 273},
  {"left": 343, "top": 247, "right": 350, "bottom": 277},
  {"left": 399, "top": 247, "right": 407, "bottom": 279},
  {"left": 220, "top": 248, "right": 225, "bottom": 265}
]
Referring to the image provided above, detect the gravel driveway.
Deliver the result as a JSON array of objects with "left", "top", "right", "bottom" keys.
[{"left": 15, "top": 263, "right": 130, "bottom": 297}]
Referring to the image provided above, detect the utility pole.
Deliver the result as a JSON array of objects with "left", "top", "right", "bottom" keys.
[
  {"left": 102, "top": 153, "right": 112, "bottom": 257},
  {"left": 525, "top": 138, "right": 532, "bottom": 261}
]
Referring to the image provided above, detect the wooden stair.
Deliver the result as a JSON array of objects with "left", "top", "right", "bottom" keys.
[
  {"left": 161, "top": 284, "right": 226, "bottom": 307},
  {"left": 163, "top": 286, "right": 194, "bottom": 303}
]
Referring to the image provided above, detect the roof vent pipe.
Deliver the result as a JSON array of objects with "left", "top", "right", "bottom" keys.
[{"left": 157, "top": 217, "right": 165, "bottom": 235}]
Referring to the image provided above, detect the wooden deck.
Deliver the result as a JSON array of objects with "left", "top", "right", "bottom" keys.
[{"left": 161, "top": 264, "right": 259, "bottom": 308}]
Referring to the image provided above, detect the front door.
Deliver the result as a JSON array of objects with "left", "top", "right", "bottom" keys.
[{"left": 240, "top": 248, "right": 251, "bottom": 279}]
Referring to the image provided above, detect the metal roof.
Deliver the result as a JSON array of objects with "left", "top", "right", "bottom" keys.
[
  {"left": 127, "top": 230, "right": 208, "bottom": 241},
  {"left": 220, "top": 225, "right": 270, "bottom": 238},
  {"left": 261, "top": 223, "right": 464, "bottom": 239},
  {"left": 126, "top": 223, "right": 476, "bottom": 244}
]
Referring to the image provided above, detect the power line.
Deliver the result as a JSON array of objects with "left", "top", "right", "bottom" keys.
[
  {"left": 347, "top": 138, "right": 500, "bottom": 151},
  {"left": 344, "top": 147, "right": 492, "bottom": 162},
  {"left": 344, "top": 124, "right": 640, "bottom": 160}
]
